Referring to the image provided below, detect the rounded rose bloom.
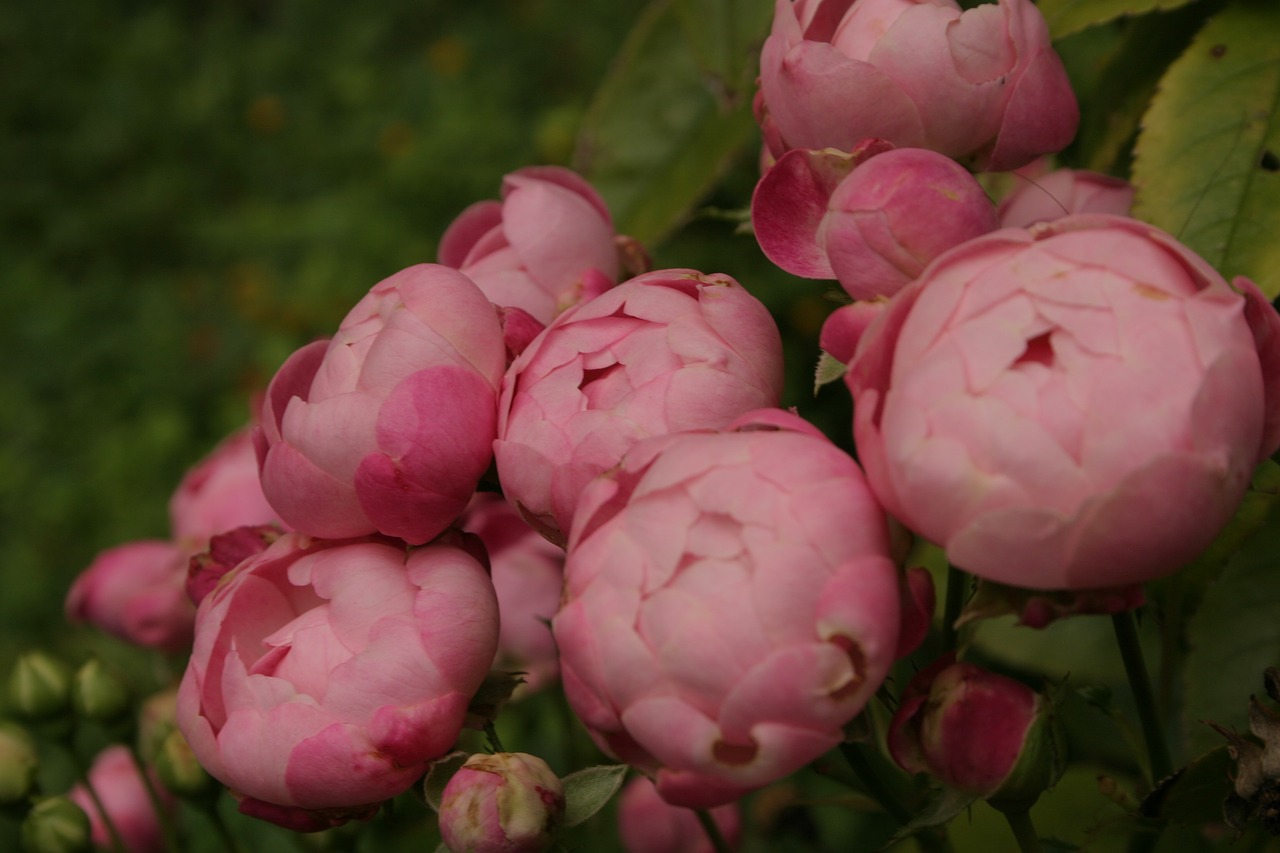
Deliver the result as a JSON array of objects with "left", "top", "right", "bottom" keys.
[
  {"left": 66, "top": 541, "right": 192, "bottom": 653},
  {"left": 617, "top": 775, "right": 741, "bottom": 853},
  {"left": 495, "top": 269, "right": 784, "bottom": 545},
  {"left": 439, "top": 166, "right": 630, "bottom": 325},
  {"left": 752, "top": 144, "right": 998, "bottom": 300},
  {"left": 68, "top": 745, "right": 175, "bottom": 853},
  {"left": 255, "top": 264, "right": 506, "bottom": 545},
  {"left": 757, "top": 0, "right": 1078, "bottom": 171},
  {"left": 998, "top": 168, "right": 1134, "bottom": 228},
  {"left": 847, "top": 215, "right": 1280, "bottom": 589},
  {"left": 461, "top": 494, "right": 564, "bottom": 695},
  {"left": 176, "top": 532, "right": 499, "bottom": 830},
  {"left": 553, "top": 409, "right": 901, "bottom": 808},
  {"left": 169, "top": 427, "right": 280, "bottom": 550},
  {"left": 437, "top": 752, "right": 565, "bottom": 853}
]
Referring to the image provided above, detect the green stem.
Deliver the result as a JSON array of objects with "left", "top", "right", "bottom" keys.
[
  {"left": 941, "top": 563, "right": 968, "bottom": 651},
  {"left": 1002, "top": 808, "right": 1044, "bottom": 853},
  {"left": 65, "top": 746, "right": 129, "bottom": 853},
  {"left": 206, "top": 794, "right": 247, "bottom": 853},
  {"left": 484, "top": 721, "right": 505, "bottom": 754},
  {"left": 837, "top": 742, "right": 955, "bottom": 853},
  {"left": 126, "top": 744, "right": 181, "bottom": 853},
  {"left": 1111, "top": 611, "right": 1172, "bottom": 785},
  {"left": 695, "top": 808, "right": 732, "bottom": 853},
  {"left": 839, "top": 742, "right": 913, "bottom": 825}
]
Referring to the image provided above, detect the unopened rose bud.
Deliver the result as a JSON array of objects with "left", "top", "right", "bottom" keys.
[
  {"left": 71, "top": 659, "right": 130, "bottom": 725},
  {"left": 9, "top": 652, "right": 73, "bottom": 724},
  {"left": 20, "top": 796, "right": 92, "bottom": 853},
  {"left": 438, "top": 752, "right": 565, "bottom": 853},
  {"left": 0, "top": 720, "right": 39, "bottom": 805},
  {"left": 136, "top": 689, "right": 178, "bottom": 765},
  {"left": 888, "top": 654, "right": 1064, "bottom": 810}
]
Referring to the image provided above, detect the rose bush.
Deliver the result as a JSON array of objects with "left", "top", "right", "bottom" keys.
[
  {"left": 177, "top": 531, "right": 499, "bottom": 830},
  {"left": 255, "top": 263, "right": 506, "bottom": 545},
  {"left": 846, "top": 215, "right": 1280, "bottom": 589},
  {"left": 553, "top": 409, "right": 902, "bottom": 808},
  {"left": 495, "top": 269, "right": 784, "bottom": 544},
  {"left": 756, "top": 0, "right": 1078, "bottom": 171}
]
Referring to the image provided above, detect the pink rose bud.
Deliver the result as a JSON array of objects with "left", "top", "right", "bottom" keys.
[
  {"left": 68, "top": 745, "right": 175, "bottom": 853},
  {"left": 255, "top": 263, "right": 506, "bottom": 545},
  {"left": 169, "top": 427, "right": 281, "bottom": 550},
  {"left": 553, "top": 410, "right": 901, "bottom": 808},
  {"left": 617, "top": 776, "right": 742, "bottom": 853},
  {"left": 440, "top": 166, "right": 640, "bottom": 325},
  {"left": 65, "top": 541, "right": 193, "bottom": 653},
  {"left": 757, "top": 0, "right": 1078, "bottom": 171},
  {"left": 847, "top": 215, "right": 1280, "bottom": 590},
  {"left": 998, "top": 168, "right": 1135, "bottom": 228},
  {"left": 437, "top": 752, "right": 565, "bottom": 853},
  {"left": 887, "top": 654, "right": 1064, "bottom": 806},
  {"left": 753, "top": 145, "right": 998, "bottom": 300},
  {"left": 496, "top": 269, "right": 784, "bottom": 545},
  {"left": 461, "top": 494, "right": 565, "bottom": 695},
  {"left": 176, "top": 532, "right": 499, "bottom": 830}
]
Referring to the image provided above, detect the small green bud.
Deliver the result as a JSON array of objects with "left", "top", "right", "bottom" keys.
[
  {"left": 136, "top": 689, "right": 178, "bottom": 764},
  {"left": 71, "top": 659, "right": 131, "bottom": 725},
  {"left": 9, "top": 652, "right": 73, "bottom": 723},
  {"left": 155, "top": 729, "right": 211, "bottom": 798},
  {"left": 0, "top": 720, "right": 40, "bottom": 805},
  {"left": 20, "top": 796, "right": 91, "bottom": 853}
]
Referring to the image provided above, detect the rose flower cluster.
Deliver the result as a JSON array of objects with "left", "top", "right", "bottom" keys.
[{"left": 55, "top": 1, "right": 1280, "bottom": 851}]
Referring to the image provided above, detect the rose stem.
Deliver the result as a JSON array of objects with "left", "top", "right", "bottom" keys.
[
  {"left": 837, "top": 742, "right": 955, "bottom": 853},
  {"left": 1002, "top": 808, "right": 1044, "bottom": 853},
  {"left": 695, "top": 808, "right": 732, "bottom": 853},
  {"left": 941, "top": 563, "right": 968, "bottom": 651},
  {"left": 125, "top": 743, "right": 181, "bottom": 853},
  {"left": 1111, "top": 611, "right": 1172, "bottom": 785}
]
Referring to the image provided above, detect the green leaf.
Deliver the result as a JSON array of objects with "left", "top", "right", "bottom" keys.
[
  {"left": 1037, "top": 0, "right": 1204, "bottom": 39},
  {"left": 1131, "top": 2, "right": 1280, "bottom": 296},
  {"left": 1137, "top": 746, "right": 1233, "bottom": 826},
  {"left": 814, "top": 351, "right": 847, "bottom": 394},
  {"left": 884, "top": 786, "right": 978, "bottom": 848},
  {"left": 1058, "top": 1, "right": 1210, "bottom": 175},
  {"left": 573, "top": 0, "right": 767, "bottom": 247},
  {"left": 560, "top": 764, "right": 629, "bottom": 828},
  {"left": 1181, "top": 493, "right": 1280, "bottom": 754}
]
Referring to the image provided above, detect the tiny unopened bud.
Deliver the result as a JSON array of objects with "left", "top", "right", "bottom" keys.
[
  {"left": 9, "top": 652, "right": 73, "bottom": 723},
  {"left": 0, "top": 720, "right": 39, "bottom": 805},
  {"left": 155, "top": 729, "right": 211, "bottom": 798},
  {"left": 20, "top": 796, "right": 92, "bottom": 853},
  {"left": 71, "top": 659, "right": 130, "bottom": 724},
  {"left": 136, "top": 689, "right": 178, "bottom": 764},
  {"left": 438, "top": 752, "right": 565, "bottom": 853},
  {"left": 887, "top": 653, "right": 1065, "bottom": 810}
]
